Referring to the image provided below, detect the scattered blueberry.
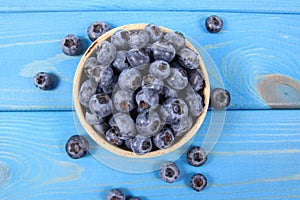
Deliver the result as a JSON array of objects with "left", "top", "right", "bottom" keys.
[
  {"left": 135, "top": 88, "right": 159, "bottom": 113},
  {"left": 87, "top": 21, "right": 110, "bottom": 42},
  {"left": 144, "top": 23, "right": 163, "bottom": 43},
  {"left": 160, "top": 98, "right": 189, "bottom": 125},
  {"left": 88, "top": 94, "right": 113, "bottom": 118},
  {"left": 160, "top": 161, "right": 180, "bottom": 183},
  {"left": 130, "top": 135, "right": 152, "bottom": 155},
  {"left": 111, "top": 29, "right": 130, "bottom": 50},
  {"left": 210, "top": 88, "right": 230, "bottom": 109},
  {"left": 61, "top": 34, "right": 82, "bottom": 56},
  {"left": 187, "top": 146, "right": 207, "bottom": 167},
  {"left": 185, "top": 93, "right": 204, "bottom": 117},
  {"left": 79, "top": 79, "right": 97, "bottom": 107},
  {"left": 206, "top": 15, "right": 223, "bottom": 33},
  {"left": 190, "top": 174, "right": 207, "bottom": 192},
  {"left": 93, "top": 122, "right": 110, "bottom": 135},
  {"left": 109, "top": 113, "right": 137, "bottom": 140},
  {"left": 105, "top": 128, "right": 124, "bottom": 146},
  {"left": 65, "top": 135, "right": 89, "bottom": 159},
  {"left": 106, "top": 188, "right": 126, "bottom": 200},
  {"left": 136, "top": 111, "right": 162, "bottom": 137},
  {"left": 113, "top": 90, "right": 136, "bottom": 112},
  {"left": 128, "top": 30, "right": 149, "bottom": 49},
  {"left": 171, "top": 114, "right": 193, "bottom": 137},
  {"left": 85, "top": 111, "right": 105, "bottom": 125},
  {"left": 153, "top": 127, "right": 175, "bottom": 149},
  {"left": 164, "top": 31, "right": 186, "bottom": 52},
  {"left": 112, "top": 51, "right": 130, "bottom": 73},
  {"left": 118, "top": 68, "right": 142, "bottom": 91},
  {"left": 188, "top": 69, "right": 205, "bottom": 92},
  {"left": 166, "top": 67, "right": 188, "bottom": 90},
  {"left": 126, "top": 49, "right": 150, "bottom": 68},
  {"left": 151, "top": 40, "right": 176, "bottom": 62},
  {"left": 177, "top": 47, "right": 200, "bottom": 70},
  {"left": 96, "top": 41, "right": 117, "bottom": 66},
  {"left": 149, "top": 60, "right": 170, "bottom": 80},
  {"left": 33, "top": 72, "right": 52, "bottom": 90}
]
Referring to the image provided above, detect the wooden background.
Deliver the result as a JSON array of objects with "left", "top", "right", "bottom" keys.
[{"left": 0, "top": 1, "right": 300, "bottom": 199}]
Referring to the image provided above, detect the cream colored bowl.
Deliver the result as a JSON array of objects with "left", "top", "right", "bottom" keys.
[{"left": 73, "top": 24, "right": 210, "bottom": 158}]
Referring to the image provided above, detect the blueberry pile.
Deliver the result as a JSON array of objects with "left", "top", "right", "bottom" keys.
[{"left": 78, "top": 23, "right": 206, "bottom": 155}]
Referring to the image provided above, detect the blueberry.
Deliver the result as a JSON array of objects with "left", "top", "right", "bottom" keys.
[
  {"left": 151, "top": 40, "right": 176, "bottom": 62},
  {"left": 112, "top": 51, "right": 130, "bottom": 73},
  {"left": 153, "top": 127, "right": 175, "bottom": 149},
  {"left": 135, "top": 88, "right": 159, "bottom": 113},
  {"left": 98, "top": 75, "right": 117, "bottom": 96},
  {"left": 177, "top": 47, "right": 200, "bottom": 70},
  {"left": 185, "top": 93, "right": 204, "bottom": 117},
  {"left": 118, "top": 68, "right": 142, "bottom": 91},
  {"left": 88, "top": 94, "right": 113, "bottom": 118},
  {"left": 113, "top": 90, "right": 136, "bottom": 112},
  {"left": 93, "top": 122, "right": 110, "bottom": 135},
  {"left": 106, "top": 188, "right": 126, "bottom": 200},
  {"left": 149, "top": 60, "right": 170, "bottom": 80},
  {"left": 206, "top": 15, "right": 223, "bottom": 33},
  {"left": 188, "top": 69, "right": 205, "bottom": 92},
  {"left": 142, "top": 74, "right": 164, "bottom": 92},
  {"left": 33, "top": 72, "right": 52, "bottom": 90},
  {"left": 96, "top": 41, "right": 117, "bottom": 66},
  {"left": 160, "top": 161, "right": 180, "bottom": 183},
  {"left": 126, "top": 49, "right": 150, "bottom": 68},
  {"left": 130, "top": 135, "right": 152, "bottom": 155},
  {"left": 136, "top": 111, "right": 162, "bottom": 137},
  {"left": 144, "top": 23, "right": 163, "bottom": 43},
  {"left": 210, "top": 88, "right": 230, "bottom": 109},
  {"left": 87, "top": 21, "right": 110, "bottom": 42},
  {"left": 160, "top": 98, "right": 189, "bottom": 125},
  {"left": 111, "top": 29, "right": 130, "bottom": 50},
  {"left": 65, "top": 135, "right": 89, "bottom": 159},
  {"left": 79, "top": 79, "right": 97, "bottom": 107},
  {"left": 157, "top": 86, "right": 178, "bottom": 104},
  {"left": 164, "top": 31, "right": 186, "bottom": 52},
  {"left": 190, "top": 174, "right": 207, "bottom": 192},
  {"left": 124, "top": 138, "right": 133, "bottom": 150},
  {"left": 85, "top": 110, "right": 105, "bottom": 125},
  {"left": 61, "top": 34, "right": 82, "bottom": 56},
  {"left": 105, "top": 128, "right": 124, "bottom": 146},
  {"left": 83, "top": 57, "right": 100, "bottom": 81},
  {"left": 128, "top": 30, "right": 149, "bottom": 49},
  {"left": 171, "top": 114, "right": 193, "bottom": 137},
  {"left": 166, "top": 67, "right": 188, "bottom": 90},
  {"left": 187, "top": 146, "right": 207, "bottom": 167},
  {"left": 109, "top": 113, "right": 137, "bottom": 139}
]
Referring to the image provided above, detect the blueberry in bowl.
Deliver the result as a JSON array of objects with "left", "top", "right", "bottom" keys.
[{"left": 73, "top": 24, "right": 210, "bottom": 158}]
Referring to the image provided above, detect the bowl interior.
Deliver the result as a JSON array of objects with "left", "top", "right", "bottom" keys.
[{"left": 73, "top": 24, "right": 210, "bottom": 158}]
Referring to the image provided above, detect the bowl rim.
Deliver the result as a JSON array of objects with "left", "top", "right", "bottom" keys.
[{"left": 73, "top": 23, "right": 210, "bottom": 158}]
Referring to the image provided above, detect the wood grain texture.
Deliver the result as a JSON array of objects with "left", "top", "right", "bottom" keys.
[
  {"left": 0, "top": 110, "right": 300, "bottom": 200},
  {"left": 0, "top": 11, "right": 299, "bottom": 111},
  {"left": 0, "top": 0, "right": 300, "bottom": 13}
]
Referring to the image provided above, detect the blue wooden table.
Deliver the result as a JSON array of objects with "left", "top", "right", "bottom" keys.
[{"left": 1, "top": 1, "right": 300, "bottom": 199}]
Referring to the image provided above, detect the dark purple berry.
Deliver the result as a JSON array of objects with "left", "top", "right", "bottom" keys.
[
  {"left": 105, "top": 128, "right": 124, "bottom": 146},
  {"left": 135, "top": 88, "right": 159, "bottom": 113},
  {"left": 153, "top": 127, "right": 175, "bottom": 149},
  {"left": 210, "top": 88, "right": 230, "bottom": 109},
  {"left": 33, "top": 72, "right": 52, "bottom": 90},
  {"left": 109, "top": 113, "right": 137, "bottom": 140},
  {"left": 65, "top": 135, "right": 89, "bottom": 159},
  {"left": 144, "top": 23, "right": 163, "bottom": 43},
  {"left": 126, "top": 49, "right": 150, "bottom": 68},
  {"left": 190, "top": 174, "right": 207, "bottom": 192},
  {"left": 160, "top": 161, "right": 180, "bottom": 183},
  {"left": 164, "top": 31, "right": 186, "bottom": 52},
  {"left": 177, "top": 48, "right": 200, "bottom": 70},
  {"left": 130, "top": 135, "right": 152, "bottom": 155},
  {"left": 111, "top": 29, "right": 130, "bottom": 50},
  {"left": 151, "top": 40, "right": 176, "bottom": 62},
  {"left": 188, "top": 69, "right": 205, "bottom": 92},
  {"left": 160, "top": 98, "right": 188, "bottom": 125},
  {"left": 106, "top": 188, "right": 126, "bottom": 200},
  {"left": 187, "top": 146, "right": 207, "bottom": 167},
  {"left": 61, "top": 34, "right": 82, "bottom": 56},
  {"left": 87, "top": 21, "right": 110, "bottom": 42},
  {"left": 128, "top": 30, "right": 149, "bottom": 49},
  {"left": 206, "top": 15, "right": 223, "bottom": 33},
  {"left": 88, "top": 94, "right": 113, "bottom": 118},
  {"left": 112, "top": 51, "right": 130, "bottom": 73}
]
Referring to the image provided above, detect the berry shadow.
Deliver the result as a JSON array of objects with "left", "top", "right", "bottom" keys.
[
  {"left": 79, "top": 37, "right": 92, "bottom": 54},
  {"left": 49, "top": 73, "right": 60, "bottom": 90}
]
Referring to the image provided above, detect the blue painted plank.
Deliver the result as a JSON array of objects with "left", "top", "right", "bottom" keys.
[
  {"left": 0, "top": 110, "right": 300, "bottom": 199},
  {"left": 0, "top": 0, "right": 300, "bottom": 14},
  {"left": 0, "top": 12, "right": 299, "bottom": 111}
]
